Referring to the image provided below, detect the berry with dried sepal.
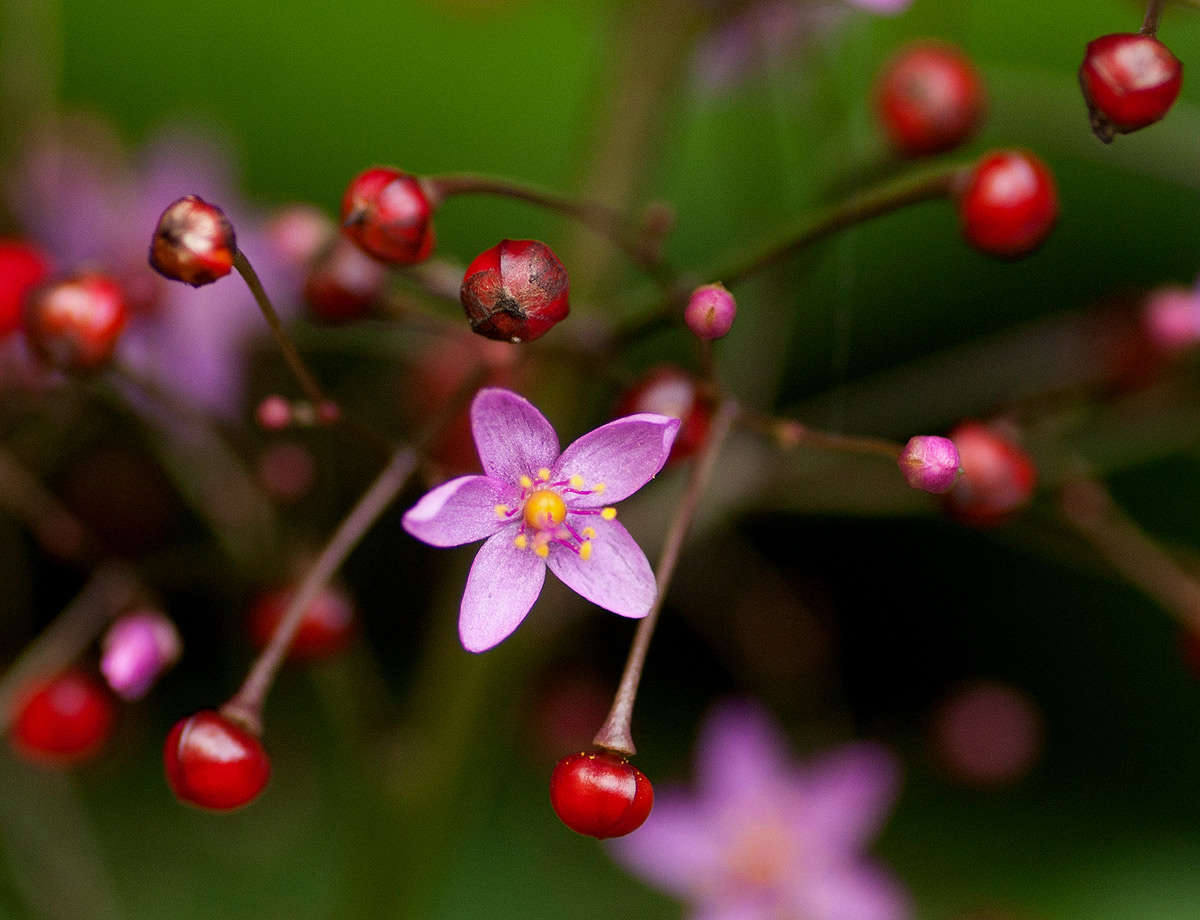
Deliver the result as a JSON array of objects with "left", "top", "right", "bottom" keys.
[
  {"left": 684, "top": 282, "right": 737, "bottom": 340},
  {"left": 898, "top": 435, "right": 961, "bottom": 494},
  {"left": 1080, "top": 33, "right": 1182, "bottom": 143},
  {"left": 460, "top": 239, "right": 569, "bottom": 343},
  {"left": 956, "top": 151, "right": 1058, "bottom": 258},
  {"left": 101, "top": 610, "right": 182, "bottom": 701},
  {"left": 24, "top": 272, "right": 128, "bottom": 372},
  {"left": 164, "top": 710, "right": 271, "bottom": 811},
  {"left": 550, "top": 750, "right": 654, "bottom": 838},
  {"left": 875, "top": 41, "right": 986, "bottom": 157},
  {"left": 0, "top": 238, "right": 52, "bottom": 338},
  {"left": 149, "top": 195, "right": 237, "bottom": 286},
  {"left": 246, "top": 585, "right": 356, "bottom": 661},
  {"left": 944, "top": 421, "right": 1036, "bottom": 525},
  {"left": 617, "top": 365, "right": 712, "bottom": 463},
  {"left": 11, "top": 671, "right": 116, "bottom": 765},
  {"left": 304, "top": 238, "right": 387, "bottom": 324},
  {"left": 341, "top": 167, "right": 435, "bottom": 264}
]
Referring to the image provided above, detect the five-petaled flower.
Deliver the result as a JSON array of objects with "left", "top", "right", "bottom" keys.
[{"left": 402, "top": 388, "right": 679, "bottom": 652}]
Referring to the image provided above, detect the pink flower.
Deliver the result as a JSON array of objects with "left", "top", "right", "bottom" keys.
[
  {"left": 610, "top": 701, "right": 912, "bottom": 920},
  {"left": 402, "top": 388, "right": 679, "bottom": 652}
]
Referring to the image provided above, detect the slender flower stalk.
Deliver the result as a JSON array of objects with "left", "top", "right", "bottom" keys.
[
  {"left": 593, "top": 396, "right": 740, "bottom": 755},
  {"left": 740, "top": 409, "right": 906, "bottom": 459},
  {"left": 1141, "top": 0, "right": 1166, "bottom": 35}
]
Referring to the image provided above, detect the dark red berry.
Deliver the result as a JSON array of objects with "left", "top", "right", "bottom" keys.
[
  {"left": 616, "top": 365, "right": 712, "bottom": 463},
  {"left": 1080, "top": 33, "right": 1182, "bottom": 143},
  {"left": 341, "top": 167, "right": 435, "bottom": 264},
  {"left": 549, "top": 750, "right": 654, "bottom": 838},
  {"left": 944, "top": 421, "right": 1036, "bottom": 526},
  {"left": 246, "top": 586, "right": 356, "bottom": 661},
  {"left": 24, "top": 272, "right": 128, "bottom": 372},
  {"left": 149, "top": 195, "right": 237, "bottom": 286},
  {"left": 460, "top": 239, "right": 569, "bottom": 343},
  {"left": 956, "top": 151, "right": 1057, "bottom": 258},
  {"left": 164, "top": 710, "right": 271, "bottom": 811},
  {"left": 875, "top": 41, "right": 986, "bottom": 157},
  {"left": 11, "top": 671, "right": 115, "bottom": 766},
  {"left": 0, "top": 238, "right": 52, "bottom": 338},
  {"left": 304, "top": 238, "right": 387, "bottom": 324}
]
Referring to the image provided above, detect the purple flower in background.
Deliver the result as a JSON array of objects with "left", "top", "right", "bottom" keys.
[
  {"left": 402, "top": 388, "right": 679, "bottom": 652},
  {"left": 610, "top": 701, "right": 912, "bottom": 920}
]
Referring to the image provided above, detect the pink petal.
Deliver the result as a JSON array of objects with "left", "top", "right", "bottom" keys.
[
  {"left": 606, "top": 791, "right": 718, "bottom": 897},
  {"left": 553, "top": 414, "right": 680, "bottom": 506},
  {"left": 695, "top": 700, "right": 793, "bottom": 804},
  {"left": 545, "top": 516, "right": 655, "bottom": 617},
  {"left": 459, "top": 530, "right": 546, "bottom": 652},
  {"left": 794, "top": 863, "right": 912, "bottom": 920},
  {"left": 799, "top": 743, "right": 900, "bottom": 854},
  {"left": 844, "top": 0, "right": 912, "bottom": 14},
  {"left": 470, "top": 388, "right": 559, "bottom": 485},
  {"left": 402, "top": 475, "right": 517, "bottom": 547}
]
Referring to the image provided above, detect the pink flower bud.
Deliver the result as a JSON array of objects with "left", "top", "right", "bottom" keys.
[
  {"left": 1141, "top": 285, "right": 1200, "bottom": 353},
  {"left": 100, "top": 611, "right": 181, "bottom": 701},
  {"left": 898, "top": 435, "right": 961, "bottom": 493},
  {"left": 684, "top": 282, "right": 737, "bottom": 340},
  {"left": 255, "top": 395, "right": 292, "bottom": 430}
]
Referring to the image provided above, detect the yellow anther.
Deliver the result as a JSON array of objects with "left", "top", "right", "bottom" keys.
[
  {"left": 537, "top": 467, "right": 552, "bottom": 481},
  {"left": 494, "top": 504, "right": 509, "bottom": 518},
  {"left": 582, "top": 526, "right": 596, "bottom": 539},
  {"left": 593, "top": 482, "right": 606, "bottom": 494},
  {"left": 569, "top": 474, "right": 584, "bottom": 489},
  {"left": 524, "top": 489, "right": 568, "bottom": 530},
  {"left": 519, "top": 475, "right": 533, "bottom": 489},
  {"left": 514, "top": 534, "right": 528, "bottom": 550},
  {"left": 579, "top": 541, "right": 593, "bottom": 560},
  {"left": 534, "top": 543, "right": 550, "bottom": 558},
  {"left": 601, "top": 507, "right": 617, "bottom": 520}
]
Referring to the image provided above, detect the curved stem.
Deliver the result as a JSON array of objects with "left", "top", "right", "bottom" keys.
[
  {"left": 593, "top": 396, "right": 740, "bottom": 756},
  {"left": 1141, "top": 0, "right": 1166, "bottom": 35}
]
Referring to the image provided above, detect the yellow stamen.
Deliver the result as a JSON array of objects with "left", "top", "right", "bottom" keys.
[
  {"left": 534, "top": 543, "right": 550, "bottom": 558},
  {"left": 579, "top": 541, "right": 593, "bottom": 560},
  {"left": 494, "top": 504, "right": 509, "bottom": 518},
  {"left": 524, "top": 489, "right": 568, "bottom": 530},
  {"left": 569, "top": 474, "right": 584, "bottom": 488},
  {"left": 593, "top": 482, "right": 606, "bottom": 494},
  {"left": 601, "top": 507, "right": 617, "bottom": 520},
  {"left": 514, "top": 534, "right": 528, "bottom": 550},
  {"left": 537, "top": 467, "right": 551, "bottom": 481},
  {"left": 519, "top": 475, "right": 533, "bottom": 489},
  {"left": 582, "top": 526, "right": 596, "bottom": 539}
]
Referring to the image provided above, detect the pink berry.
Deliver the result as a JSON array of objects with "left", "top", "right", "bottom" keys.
[
  {"left": 549, "top": 750, "right": 654, "bottom": 838},
  {"left": 944, "top": 421, "right": 1036, "bottom": 526},
  {"left": 957, "top": 151, "right": 1058, "bottom": 258},
  {"left": 24, "top": 272, "right": 129, "bottom": 372},
  {"left": 898, "top": 435, "right": 961, "bottom": 494},
  {"left": 1080, "top": 33, "right": 1182, "bottom": 143},
  {"left": 164, "top": 710, "right": 271, "bottom": 811},
  {"left": 875, "top": 41, "right": 986, "bottom": 157},
  {"left": 0, "top": 238, "right": 52, "bottom": 338},
  {"left": 149, "top": 195, "right": 237, "bottom": 286},
  {"left": 341, "top": 167, "right": 435, "bottom": 264},
  {"left": 684, "top": 282, "right": 737, "bottom": 340},
  {"left": 100, "top": 610, "right": 182, "bottom": 701},
  {"left": 460, "top": 239, "right": 569, "bottom": 343},
  {"left": 11, "top": 671, "right": 115, "bottom": 766}
]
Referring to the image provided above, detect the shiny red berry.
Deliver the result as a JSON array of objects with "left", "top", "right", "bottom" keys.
[
  {"left": 149, "top": 195, "right": 237, "bottom": 286},
  {"left": 875, "top": 41, "right": 986, "bottom": 157},
  {"left": 956, "top": 151, "right": 1058, "bottom": 258},
  {"left": 549, "top": 750, "right": 654, "bottom": 838},
  {"left": 341, "top": 167, "right": 435, "bottom": 264},
  {"left": 304, "top": 238, "right": 387, "bottom": 324},
  {"left": 617, "top": 365, "right": 712, "bottom": 463},
  {"left": 0, "top": 238, "right": 52, "bottom": 338},
  {"left": 460, "top": 239, "right": 570, "bottom": 343},
  {"left": 11, "top": 671, "right": 115, "bottom": 765},
  {"left": 164, "top": 710, "right": 271, "bottom": 811},
  {"left": 246, "top": 586, "right": 356, "bottom": 661},
  {"left": 1079, "top": 33, "right": 1182, "bottom": 143},
  {"left": 944, "top": 421, "right": 1037, "bottom": 526},
  {"left": 24, "top": 272, "right": 129, "bottom": 372}
]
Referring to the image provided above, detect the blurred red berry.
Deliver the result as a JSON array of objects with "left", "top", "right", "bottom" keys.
[
  {"left": 341, "top": 167, "right": 435, "bottom": 264},
  {"left": 956, "top": 151, "right": 1057, "bottom": 258},
  {"left": 0, "top": 238, "right": 52, "bottom": 338},
  {"left": 460, "top": 239, "right": 569, "bottom": 343},
  {"left": 1080, "top": 33, "right": 1182, "bottom": 143},
  {"left": 617, "top": 365, "right": 712, "bottom": 463},
  {"left": 11, "top": 671, "right": 115, "bottom": 766},
  {"left": 149, "top": 195, "right": 237, "bottom": 286},
  {"left": 944, "top": 421, "right": 1037, "bottom": 526},
  {"left": 875, "top": 41, "right": 986, "bottom": 157},
  {"left": 246, "top": 586, "right": 356, "bottom": 661},
  {"left": 304, "top": 238, "right": 387, "bottom": 323},
  {"left": 24, "top": 272, "right": 128, "bottom": 372},
  {"left": 549, "top": 750, "right": 654, "bottom": 838},
  {"left": 164, "top": 710, "right": 271, "bottom": 811}
]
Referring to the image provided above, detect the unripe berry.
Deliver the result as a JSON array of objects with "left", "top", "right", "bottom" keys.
[
  {"left": 24, "top": 272, "right": 128, "bottom": 372},
  {"left": 898, "top": 435, "right": 961, "bottom": 494},
  {"left": 616, "top": 365, "right": 712, "bottom": 463},
  {"left": 1142, "top": 285, "right": 1200, "bottom": 354},
  {"left": 0, "top": 238, "right": 52, "bottom": 338},
  {"left": 164, "top": 710, "right": 271, "bottom": 811},
  {"left": 944, "top": 421, "right": 1036, "bottom": 526},
  {"left": 303, "top": 238, "right": 387, "bottom": 324},
  {"left": 341, "top": 167, "right": 435, "bottom": 264},
  {"left": 101, "top": 610, "right": 182, "bottom": 701},
  {"left": 149, "top": 195, "right": 237, "bottom": 286},
  {"left": 549, "top": 750, "right": 654, "bottom": 838},
  {"left": 956, "top": 151, "right": 1058, "bottom": 258},
  {"left": 11, "top": 671, "right": 115, "bottom": 766},
  {"left": 1079, "top": 33, "right": 1182, "bottom": 143},
  {"left": 875, "top": 41, "right": 986, "bottom": 157},
  {"left": 246, "top": 585, "right": 356, "bottom": 661},
  {"left": 460, "top": 239, "right": 569, "bottom": 343},
  {"left": 684, "top": 282, "right": 737, "bottom": 340}
]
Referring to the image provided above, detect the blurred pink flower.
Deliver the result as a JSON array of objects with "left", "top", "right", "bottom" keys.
[{"left": 610, "top": 700, "right": 912, "bottom": 920}]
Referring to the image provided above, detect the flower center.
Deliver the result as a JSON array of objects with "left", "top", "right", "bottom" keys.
[
  {"left": 498, "top": 470, "right": 618, "bottom": 561},
  {"left": 524, "top": 489, "right": 567, "bottom": 530}
]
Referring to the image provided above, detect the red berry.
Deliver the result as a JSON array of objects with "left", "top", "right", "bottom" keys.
[
  {"left": 11, "top": 671, "right": 115, "bottom": 766},
  {"left": 304, "top": 238, "right": 387, "bottom": 324},
  {"left": 341, "top": 167, "right": 435, "bottom": 264},
  {"left": 944, "top": 421, "right": 1036, "bottom": 526},
  {"left": 460, "top": 239, "right": 570, "bottom": 343},
  {"left": 956, "top": 151, "right": 1058, "bottom": 258},
  {"left": 616, "top": 365, "right": 712, "bottom": 463},
  {"left": 149, "top": 195, "right": 237, "bottom": 286},
  {"left": 1080, "top": 33, "right": 1182, "bottom": 143},
  {"left": 549, "top": 750, "right": 654, "bottom": 838},
  {"left": 24, "top": 272, "right": 129, "bottom": 372},
  {"left": 164, "top": 710, "right": 271, "bottom": 811},
  {"left": 246, "top": 586, "right": 356, "bottom": 661},
  {"left": 875, "top": 41, "right": 986, "bottom": 157},
  {"left": 0, "top": 238, "right": 52, "bottom": 338}
]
